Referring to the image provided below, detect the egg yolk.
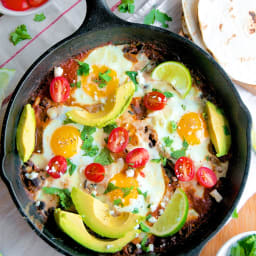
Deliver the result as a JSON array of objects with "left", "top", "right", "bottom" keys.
[
  {"left": 177, "top": 112, "right": 208, "bottom": 145},
  {"left": 50, "top": 126, "right": 82, "bottom": 158},
  {"left": 81, "top": 65, "right": 119, "bottom": 98},
  {"left": 108, "top": 172, "right": 139, "bottom": 206}
]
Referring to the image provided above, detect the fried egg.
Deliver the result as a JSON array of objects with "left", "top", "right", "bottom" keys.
[{"left": 72, "top": 45, "right": 133, "bottom": 105}]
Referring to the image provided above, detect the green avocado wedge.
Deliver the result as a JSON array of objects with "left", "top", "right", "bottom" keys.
[
  {"left": 16, "top": 104, "right": 36, "bottom": 162},
  {"left": 54, "top": 209, "right": 139, "bottom": 253},
  {"left": 71, "top": 187, "right": 143, "bottom": 239},
  {"left": 205, "top": 101, "right": 231, "bottom": 157},
  {"left": 66, "top": 82, "right": 135, "bottom": 128}
]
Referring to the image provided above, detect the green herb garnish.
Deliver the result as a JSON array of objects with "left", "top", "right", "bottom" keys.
[
  {"left": 34, "top": 13, "right": 46, "bottom": 22},
  {"left": 152, "top": 88, "right": 173, "bottom": 98},
  {"left": 169, "top": 120, "right": 177, "bottom": 132},
  {"left": 230, "top": 234, "right": 256, "bottom": 256},
  {"left": 121, "top": 186, "right": 134, "bottom": 197},
  {"left": 151, "top": 158, "right": 161, "bottom": 163},
  {"left": 224, "top": 125, "right": 231, "bottom": 135},
  {"left": 140, "top": 222, "right": 150, "bottom": 232},
  {"left": 103, "top": 122, "right": 118, "bottom": 134},
  {"left": 81, "top": 126, "right": 96, "bottom": 138},
  {"left": 125, "top": 71, "right": 138, "bottom": 91},
  {"left": 42, "top": 187, "right": 72, "bottom": 210},
  {"left": 132, "top": 208, "right": 139, "bottom": 214},
  {"left": 144, "top": 8, "right": 172, "bottom": 28},
  {"left": 81, "top": 135, "right": 99, "bottom": 157},
  {"left": 181, "top": 104, "right": 186, "bottom": 110},
  {"left": 63, "top": 117, "right": 75, "bottom": 125},
  {"left": 104, "top": 182, "right": 119, "bottom": 194},
  {"left": 171, "top": 140, "right": 189, "bottom": 159},
  {"left": 113, "top": 198, "right": 124, "bottom": 207},
  {"left": 10, "top": 24, "right": 32, "bottom": 46},
  {"left": 94, "top": 148, "right": 114, "bottom": 166},
  {"left": 76, "top": 61, "right": 90, "bottom": 76},
  {"left": 137, "top": 188, "right": 147, "bottom": 200},
  {"left": 66, "top": 159, "right": 76, "bottom": 176},
  {"left": 118, "top": 0, "right": 135, "bottom": 14},
  {"left": 232, "top": 208, "right": 238, "bottom": 219},
  {"left": 163, "top": 136, "right": 174, "bottom": 147},
  {"left": 70, "top": 81, "right": 81, "bottom": 88},
  {"left": 146, "top": 214, "right": 152, "bottom": 221}
]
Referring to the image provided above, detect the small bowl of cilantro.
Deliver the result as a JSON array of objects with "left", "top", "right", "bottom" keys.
[{"left": 217, "top": 231, "right": 256, "bottom": 256}]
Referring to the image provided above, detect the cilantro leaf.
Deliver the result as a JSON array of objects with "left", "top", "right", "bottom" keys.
[
  {"left": 171, "top": 149, "right": 186, "bottom": 159},
  {"left": 34, "top": 13, "right": 46, "bottom": 22},
  {"left": 118, "top": 0, "right": 135, "bottom": 14},
  {"left": 70, "top": 81, "right": 81, "bottom": 88},
  {"left": 169, "top": 120, "right": 177, "bottom": 133},
  {"left": 163, "top": 91, "right": 173, "bottom": 98},
  {"left": 155, "top": 9, "right": 172, "bottom": 28},
  {"left": 140, "top": 222, "right": 150, "bottom": 232},
  {"left": 163, "top": 136, "right": 173, "bottom": 147},
  {"left": 125, "top": 71, "right": 138, "bottom": 91},
  {"left": 104, "top": 182, "right": 119, "bottom": 194},
  {"left": 137, "top": 188, "right": 147, "bottom": 200},
  {"left": 67, "top": 159, "right": 76, "bottom": 176},
  {"left": 63, "top": 117, "right": 75, "bottom": 125},
  {"left": 95, "top": 70, "right": 112, "bottom": 88},
  {"left": 103, "top": 122, "right": 118, "bottom": 134},
  {"left": 132, "top": 208, "right": 139, "bottom": 214},
  {"left": 94, "top": 148, "right": 114, "bottom": 166},
  {"left": 144, "top": 8, "right": 156, "bottom": 25},
  {"left": 181, "top": 104, "right": 186, "bottom": 110},
  {"left": 121, "top": 186, "right": 134, "bottom": 197},
  {"left": 146, "top": 214, "right": 152, "bottom": 221},
  {"left": 232, "top": 208, "right": 238, "bottom": 219},
  {"left": 81, "top": 135, "right": 99, "bottom": 157},
  {"left": 151, "top": 158, "right": 161, "bottom": 163},
  {"left": 114, "top": 198, "right": 124, "bottom": 207},
  {"left": 183, "top": 139, "right": 189, "bottom": 149},
  {"left": 76, "top": 61, "right": 90, "bottom": 76},
  {"left": 42, "top": 187, "right": 72, "bottom": 210},
  {"left": 81, "top": 125, "right": 96, "bottom": 138},
  {"left": 224, "top": 125, "right": 230, "bottom": 135},
  {"left": 160, "top": 155, "right": 167, "bottom": 166},
  {"left": 10, "top": 24, "right": 32, "bottom": 46},
  {"left": 141, "top": 235, "right": 149, "bottom": 252}
]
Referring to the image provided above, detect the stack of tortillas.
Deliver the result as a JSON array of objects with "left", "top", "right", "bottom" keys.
[{"left": 181, "top": 0, "right": 256, "bottom": 94}]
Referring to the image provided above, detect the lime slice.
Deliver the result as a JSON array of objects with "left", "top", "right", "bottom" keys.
[
  {"left": 150, "top": 188, "right": 189, "bottom": 237},
  {"left": 0, "top": 68, "right": 16, "bottom": 103},
  {"left": 152, "top": 61, "right": 192, "bottom": 98},
  {"left": 252, "top": 126, "right": 256, "bottom": 152}
]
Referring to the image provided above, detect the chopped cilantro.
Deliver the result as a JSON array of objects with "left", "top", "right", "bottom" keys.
[
  {"left": 70, "top": 81, "right": 81, "bottom": 88},
  {"left": 94, "top": 148, "right": 114, "bottom": 166},
  {"left": 206, "top": 155, "right": 210, "bottom": 161},
  {"left": 171, "top": 149, "right": 186, "bottom": 159},
  {"left": 94, "top": 70, "right": 112, "bottom": 88},
  {"left": 121, "top": 186, "right": 134, "bottom": 197},
  {"left": 118, "top": 0, "right": 135, "bottom": 14},
  {"left": 163, "top": 136, "right": 173, "bottom": 147},
  {"left": 224, "top": 125, "right": 230, "bottom": 135},
  {"left": 125, "top": 71, "right": 138, "bottom": 91},
  {"left": 152, "top": 88, "right": 173, "bottom": 98},
  {"left": 81, "top": 125, "right": 96, "bottom": 138},
  {"left": 76, "top": 61, "right": 89, "bottom": 76},
  {"left": 34, "top": 13, "right": 46, "bottom": 22},
  {"left": 147, "top": 203, "right": 152, "bottom": 209},
  {"left": 66, "top": 159, "right": 76, "bottom": 176},
  {"left": 42, "top": 187, "right": 72, "bottom": 210},
  {"left": 232, "top": 208, "right": 238, "bottom": 219},
  {"left": 103, "top": 122, "right": 118, "bottom": 134},
  {"left": 151, "top": 158, "right": 161, "bottom": 163},
  {"left": 146, "top": 214, "right": 152, "bottom": 221},
  {"left": 160, "top": 155, "right": 167, "bottom": 166},
  {"left": 140, "top": 222, "right": 150, "bottom": 232},
  {"left": 63, "top": 117, "right": 75, "bottom": 125},
  {"left": 141, "top": 235, "right": 149, "bottom": 252},
  {"left": 113, "top": 198, "right": 124, "bottom": 207},
  {"left": 230, "top": 234, "right": 256, "bottom": 256},
  {"left": 169, "top": 120, "right": 177, "bottom": 132},
  {"left": 81, "top": 135, "right": 99, "bottom": 157},
  {"left": 144, "top": 8, "right": 172, "bottom": 28},
  {"left": 137, "top": 188, "right": 147, "bottom": 200},
  {"left": 183, "top": 139, "right": 189, "bottom": 149},
  {"left": 10, "top": 24, "right": 32, "bottom": 46},
  {"left": 181, "top": 104, "right": 186, "bottom": 110},
  {"left": 132, "top": 208, "right": 139, "bottom": 214},
  {"left": 104, "top": 182, "right": 119, "bottom": 194}
]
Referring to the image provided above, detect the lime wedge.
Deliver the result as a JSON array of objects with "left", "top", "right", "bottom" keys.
[
  {"left": 152, "top": 61, "right": 192, "bottom": 98},
  {"left": 252, "top": 126, "right": 256, "bottom": 152},
  {"left": 0, "top": 68, "right": 16, "bottom": 103},
  {"left": 150, "top": 188, "right": 189, "bottom": 237}
]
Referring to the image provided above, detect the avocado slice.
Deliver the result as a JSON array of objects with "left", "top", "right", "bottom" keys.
[
  {"left": 71, "top": 188, "right": 143, "bottom": 239},
  {"left": 206, "top": 101, "right": 231, "bottom": 157},
  {"left": 16, "top": 104, "right": 36, "bottom": 162},
  {"left": 66, "top": 82, "right": 135, "bottom": 128},
  {"left": 54, "top": 209, "right": 139, "bottom": 253}
]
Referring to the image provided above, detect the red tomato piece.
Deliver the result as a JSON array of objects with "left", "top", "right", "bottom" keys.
[
  {"left": 143, "top": 91, "right": 167, "bottom": 111},
  {"left": 50, "top": 77, "right": 70, "bottom": 103},
  {"left": 196, "top": 167, "right": 217, "bottom": 188},
  {"left": 28, "top": 0, "right": 48, "bottom": 7},
  {"left": 46, "top": 155, "right": 67, "bottom": 179},
  {"left": 2, "top": 0, "right": 30, "bottom": 11},
  {"left": 125, "top": 148, "right": 149, "bottom": 168},
  {"left": 84, "top": 163, "right": 105, "bottom": 183},
  {"left": 107, "top": 127, "right": 129, "bottom": 153},
  {"left": 174, "top": 156, "right": 195, "bottom": 182}
]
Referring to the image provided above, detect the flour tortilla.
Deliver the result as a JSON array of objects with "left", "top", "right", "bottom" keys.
[
  {"left": 181, "top": 0, "right": 207, "bottom": 51},
  {"left": 198, "top": 0, "right": 256, "bottom": 85}
]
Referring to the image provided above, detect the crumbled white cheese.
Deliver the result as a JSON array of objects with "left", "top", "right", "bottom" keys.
[
  {"left": 137, "top": 71, "right": 146, "bottom": 85},
  {"left": 134, "top": 224, "right": 140, "bottom": 230},
  {"left": 148, "top": 244, "right": 154, "bottom": 252},
  {"left": 148, "top": 216, "right": 157, "bottom": 223},
  {"left": 160, "top": 202, "right": 166, "bottom": 208},
  {"left": 54, "top": 66, "right": 63, "bottom": 77},
  {"left": 25, "top": 172, "right": 39, "bottom": 180},
  {"left": 106, "top": 245, "right": 113, "bottom": 249},
  {"left": 150, "top": 204, "right": 157, "bottom": 212},
  {"left": 35, "top": 201, "right": 41, "bottom": 207},
  {"left": 159, "top": 209, "right": 164, "bottom": 215},
  {"left": 109, "top": 210, "right": 115, "bottom": 216},
  {"left": 136, "top": 243, "right": 141, "bottom": 249},
  {"left": 100, "top": 98, "right": 107, "bottom": 104},
  {"left": 126, "top": 169, "right": 134, "bottom": 177},
  {"left": 210, "top": 189, "right": 223, "bottom": 202}
]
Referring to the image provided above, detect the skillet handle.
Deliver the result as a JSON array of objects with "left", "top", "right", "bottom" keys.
[{"left": 74, "top": 0, "right": 128, "bottom": 36}]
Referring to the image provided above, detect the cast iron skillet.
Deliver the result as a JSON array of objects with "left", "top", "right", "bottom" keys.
[{"left": 0, "top": 0, "right": 252, "bottom": 255}]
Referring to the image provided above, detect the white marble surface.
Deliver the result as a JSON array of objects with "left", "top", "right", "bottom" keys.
[{"left": 0, "top": 0, "right": 255, "bottom": 255}]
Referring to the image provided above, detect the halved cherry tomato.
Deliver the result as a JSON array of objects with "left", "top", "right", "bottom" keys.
[
  {"left": 174, "top": 156, "right": 195, "bottom": 182},
  {"left": 28, "top": 0, "right": 48, "bottom": 7},
  {"left": 50, "top": 77, "right": 70, "bottom": 103},
  {"left": 46, "top": 155, "right": 67, "bottom": 179},
  {"left": 143, "top": 91, "right": 167, "bottom": 111},
  {"left": 84, "top": 163, "right": 105, "bottom": 183},
  {"left": 2, "top": 0, "right": 30, "bottom": 11},
  {"left": 125, "top": 148, "right": 149, "bottom": 168},
  {"left": 196, "top": 167, "right": 217, "bottom": 188},
  {"left": 107, "top": 127, "right": 129, "bottom": 153}
]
